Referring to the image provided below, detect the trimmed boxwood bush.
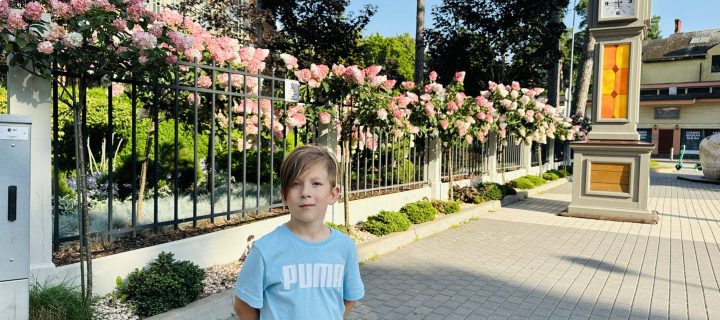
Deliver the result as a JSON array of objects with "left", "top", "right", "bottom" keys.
[
  {"left": 325, "top": 221, "right": 349, "bottom": 235},
  {"left": 509, "top": 177, "right": 536, "bottom": 189},
  {"left": 542, "top": 172, "right": 559, "bottom": 181},
  {"left": 431, "top": 200, "right": 461, "bottom": 215},
  {"left": 525, "top": 175, "right": 546, "bottom": 186},
  {"left": 400, "top": 201, "right": 438, "bottom": 224},
  {"left": 118, "top": 252, "right": 205, "bottom": 316},
  {"left": 363, "top": 210, "right": 411, "bottom": 236},
  {"left": 547, "top": 169, "right": 569, "bottom": 178},
  {"left": 0, "top": 86, "right": 7, "bottom": 114},
  {"left": 478, "top": 182, "right": 504, "bottom": 201}
]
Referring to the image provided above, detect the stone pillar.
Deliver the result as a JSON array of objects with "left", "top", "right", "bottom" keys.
[
  {"left": 7, "top": 67, "right": 55, "bottom": 277},
  {"left": 426, "top": 137, "right": 443, "bottom": 200}
]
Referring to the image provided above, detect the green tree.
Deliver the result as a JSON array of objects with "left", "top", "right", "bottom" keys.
[
  {"left": 259, "top": 0, "right": 376, "bottom": 66},
  {"left": 361, "top": 33, "right": 415, "bottom": 82},
  {"left": 646, "top": 16, "right": 662, "bottom": 40},
  {"left": 426, "top": 0, "right": 569, "bottom": 95}
]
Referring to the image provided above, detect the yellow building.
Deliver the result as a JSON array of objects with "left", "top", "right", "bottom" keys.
[{"left": 640, "top": 22, "right": 720, "bottom": 157}]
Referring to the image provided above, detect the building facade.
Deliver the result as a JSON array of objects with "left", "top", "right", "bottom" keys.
[{"left": 640, "top": 21, "right": 720, "bottom": 157}]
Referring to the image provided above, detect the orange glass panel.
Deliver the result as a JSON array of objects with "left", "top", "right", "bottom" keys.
[{"left": 600, "top": 43, "right": 630, "bottom": 120}]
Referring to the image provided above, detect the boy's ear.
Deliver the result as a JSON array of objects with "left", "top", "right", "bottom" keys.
[
  {"left": 330, "top": 185, "right": 340, "bottom": 203},
  {"left": 280, "top": 189, "right": 286, "bottom": 204}
]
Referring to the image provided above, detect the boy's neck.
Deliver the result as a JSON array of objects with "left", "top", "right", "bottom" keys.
[{"left": 285, "top": 220, "right": 331, "bottom": 242}]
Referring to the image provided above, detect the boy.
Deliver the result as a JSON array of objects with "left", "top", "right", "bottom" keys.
[{"left": 234, "top": 145, "right": 365, "bottom": 320}]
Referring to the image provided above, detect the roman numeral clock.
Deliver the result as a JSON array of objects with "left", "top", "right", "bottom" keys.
[{"left": 563, "top": 0, "right": 659, "bottom": 223}]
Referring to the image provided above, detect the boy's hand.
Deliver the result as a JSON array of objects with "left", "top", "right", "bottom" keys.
[
  {"left": 343, "top": 300, "right": 357, "bottom": 319},
  {"left": 233, "top": 296, "right": 259, "bottom": 320}
]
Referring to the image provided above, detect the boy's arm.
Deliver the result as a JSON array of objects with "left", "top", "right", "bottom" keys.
[
  {"left": 343, "top": 300, "right": 357, "bottom": 319},
  {"left": 234, "top": 296, "right": 259, "bottom": 320}
]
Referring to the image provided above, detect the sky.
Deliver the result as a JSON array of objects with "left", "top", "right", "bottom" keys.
[{"left": 347, "top": 0, "right": 719, "bottom": 39}]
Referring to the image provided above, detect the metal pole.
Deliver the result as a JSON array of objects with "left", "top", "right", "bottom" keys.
[{"left": 565, "top": 0, "right": 578, "bottom": 169}]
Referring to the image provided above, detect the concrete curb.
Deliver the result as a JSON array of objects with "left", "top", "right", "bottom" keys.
[{"left": 148, "top": 177, "right": 570, "bottom": 320}]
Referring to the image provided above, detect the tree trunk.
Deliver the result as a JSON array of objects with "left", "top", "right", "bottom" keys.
[
  {"left": 547, "top": 4, "right": 563, "bottom": 108},
  {"left": 499, "top": 139, "right": 506, "bottom": 183},
  {"left": 136, "top": 122, "right": 155, "bottom": 223},
  {"left": 573, "top": 32, "right": 595, "bottom": 115},
  {"left": 537, "top": 144, "right": 543, "bottom": 176},
  {"left": 74, "top": 79, "right": 93, "bottom": 302},
  {"left": 414, "top": 0, "right": 425, "bottom": 85}
]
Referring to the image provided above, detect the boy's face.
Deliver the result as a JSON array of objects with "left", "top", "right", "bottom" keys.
[{"left": 281, "top": 164, "right": 340, "bottom": 226}]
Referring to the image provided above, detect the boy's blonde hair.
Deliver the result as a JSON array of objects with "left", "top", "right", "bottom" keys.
[{"left": 279, "top": 145, "right": 338, "bottom": 197}]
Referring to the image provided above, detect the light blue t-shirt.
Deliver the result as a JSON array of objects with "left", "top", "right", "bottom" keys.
[{"left": 235, "top": 225, "right": 364, "bottom": 319}]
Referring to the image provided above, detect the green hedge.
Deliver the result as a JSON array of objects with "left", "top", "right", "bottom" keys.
[
  {"left": 118, "top": 252, "right": 205, "bottom": 316},
  {"left": 400, "top": 201, "right": 437, "bottom": 224},
  {"left": 0, "top": 86, "right": 6, "bottom": 114},
  {"left": 431, "top": 200, "right": 461, "bottom": 215},
  {"left": 542, "top": 172, "right": 559, "bottom": 181},
  {"left": 325, "top": 221, "right": 349, "bottom": 235},
  {"left": 363, "top": 210, "right": 411, "bottom": 236}
]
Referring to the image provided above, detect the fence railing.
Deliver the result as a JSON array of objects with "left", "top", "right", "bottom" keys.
[
  {"left": 52, "top": 61, "right": 302, "bottom": 248},
  {"left": 498, "top": 139, "right": 523, "bottom": 172},
  {"left": 441, "top": 140, "right": 490, "bottom": 181},
  {"left": 46, "top": 63, "right": 556, "bottom": 250},
  {"left": 530, "top": 142, "right": 549, "bottom": 167}
]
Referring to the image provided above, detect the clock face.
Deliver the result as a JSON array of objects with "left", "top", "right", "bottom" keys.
[{"left": 599, "top": 0, "right": 637, "bottom": 20}]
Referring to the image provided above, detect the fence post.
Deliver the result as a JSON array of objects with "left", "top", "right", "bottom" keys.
[
  {"left": 7, "top": 65, "right": 56, "bottom": 277},
  {"left": 317, "top": 121, "right": 341, "bottom": 224},
  {"left": 521, "top": 142, "right": 532, "bottom": 175},
  {"left": 547, "top": 139, "right": 555, "bottom": 170},
  {"left": 486, "top": 133, "right": 498, "bottom": 183},
  {"left": 427, "top": 136, "right": 443, "bottom": 200}
]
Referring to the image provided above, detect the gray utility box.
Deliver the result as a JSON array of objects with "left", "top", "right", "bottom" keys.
[{"left": 0, "top": 115, "right": 32, "bottom": 320}]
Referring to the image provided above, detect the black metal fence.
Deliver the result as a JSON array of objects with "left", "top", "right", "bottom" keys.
[
  {"left": 498, "top": 139, "right": 523, "bottom": 172},
  {"left": 441, "top": 140, "right": 490, "bottom": 181}
]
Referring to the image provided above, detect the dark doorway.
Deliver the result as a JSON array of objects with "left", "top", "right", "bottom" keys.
[{"left": 657, "top": 129, "right": 674, "bottom": 155}]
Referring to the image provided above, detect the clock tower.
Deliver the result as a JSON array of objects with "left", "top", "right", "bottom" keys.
[{"left": 563, "top": 0, "right": 658, "bottom": 223}]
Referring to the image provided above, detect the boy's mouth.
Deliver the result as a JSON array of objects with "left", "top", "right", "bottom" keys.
[{"left": 299, "top": 204, "right": 314, "bottom": 208}]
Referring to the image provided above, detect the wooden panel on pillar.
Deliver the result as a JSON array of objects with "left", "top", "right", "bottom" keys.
[{"left": 590, "top": 162, "right": 630, "bottom": 193}]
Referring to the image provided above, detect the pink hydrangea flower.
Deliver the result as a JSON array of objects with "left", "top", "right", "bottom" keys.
[
  {"left": 197, "top": 75, "right": 212, "bottom": 88},
  {"left": 319, "top": 112, "right": 332, "bottom": 124},
  {"left": 37, "top": 41, "right": 54, "bottom": 54},
  {"left": 110, "top": 83, "right": 125, "bottom": 97},
  {"left": 132, "top": 31, "right": 157, "bottom": 50},
  {"left": 23, "top": 2, "right": 43, "bottom": 21},
  {"left": 280, "top": 53, "right": 299, "bottom": 70},
  {"left": 440, "top": 120, "right": 449, "bottom": 130},
  {"left": 70, "top": 0, "right": 91, "bottom": 15},
  {"left": 380, "top": 80, "right": 396, "bottom": 92},
  {"left": 7, "top": 13, "right": 27, "bottom": 31},
  {"left": 294, "top": 69, "right": 312, "bottom": 83},
  {"left": 159, "top": 8, "right": 183, "bottom": 27},
  {"left": 511, "top": 81, "right": 521, "bottom": 90},
  {"left": 401, "top": 81, "right": 415, "bottom": 90},
  {"left": 377, "top": 108, "right": 388, "bottom": 120},
  {"left": 0, "top": 1, "right": 9, "bottom": 19},
  {"left": 428, "top": 71, "right": 438, "bottom": 81},
  {"left": 453, "top": 71, "right": 466, "bottom": 84},
  {"left": 363, "top": 65, "right": 382, "bottom": 77},
  {"left": 332, "top": 64, "right": 346, "bottom": 77}
]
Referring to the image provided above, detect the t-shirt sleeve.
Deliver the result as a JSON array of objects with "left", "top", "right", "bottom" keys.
[
  {"left": 235, "top": 246, "right": 265, "bottom": 309},
  {"left": 343, "top": 242, "right": 365, "bottom": 301}
]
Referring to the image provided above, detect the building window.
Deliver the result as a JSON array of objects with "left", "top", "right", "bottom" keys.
[
  {"left": 654, "top": 107, "right": 680, "bottom": 119},
  {"left": 713, "top": 55, "right": 720, "bottom": 73}
]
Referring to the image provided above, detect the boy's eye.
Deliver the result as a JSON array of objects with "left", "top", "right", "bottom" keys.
[{"left": 313, "top": 182, "right": 323, "bottom": 186}]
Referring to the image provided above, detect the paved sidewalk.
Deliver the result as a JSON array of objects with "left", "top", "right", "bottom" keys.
[{"left": 351, "top": 170, "right": 720, "bottom": 320}]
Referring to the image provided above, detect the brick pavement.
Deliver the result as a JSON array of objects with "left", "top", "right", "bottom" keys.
[{"left": 350, "top": 170, "right": 720, "bottom": 320}]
